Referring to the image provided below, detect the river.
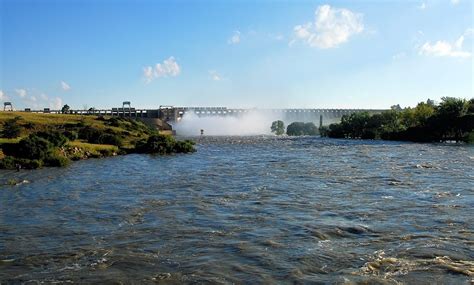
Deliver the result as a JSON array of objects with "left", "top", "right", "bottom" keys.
[{"left": 1, "top": 136, "right": 473, "bottom": 284}]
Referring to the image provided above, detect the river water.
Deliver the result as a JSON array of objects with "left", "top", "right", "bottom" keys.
[{"left": 0, "top": 137, "right": 473, "bottom": 284}]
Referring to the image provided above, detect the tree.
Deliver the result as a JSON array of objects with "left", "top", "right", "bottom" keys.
[
  {"left": 17, "top": 134, "right": 53, "bottom": 160},
  {"left": 286, "top": 122, "right": 319, "bottom": 136},
  {"left": 61, "top": 104, "right": 70, "bottom": 114},
  {"left": 1, "top": 116, "right": 22, "bottom": 138},
  {"left": 271, "top": 120, "right": 285, "bottom": 135},
  {"left": 434, "top": 97, "right": 469, "bottom": 141},
  {"left": 391, "top": 104, "right": 402, "bottom": 111}
]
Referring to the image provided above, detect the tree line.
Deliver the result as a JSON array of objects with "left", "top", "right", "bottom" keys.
[
  {"left": 270, "top": 97, "right": 474, "bottom": 143},
  {"left": 320, "top": 97, "right": 474, "bottom": 143}
]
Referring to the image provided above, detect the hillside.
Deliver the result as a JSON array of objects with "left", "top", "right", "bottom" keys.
[{"left": 0, "top": 112, "right": 194, "bottom": 169}]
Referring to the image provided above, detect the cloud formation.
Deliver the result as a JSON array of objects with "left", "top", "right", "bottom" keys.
[
  {"left": 228, "top": 31, "right": 241, "bottom": 45},
  {"left": 292, "top": 5, "right": 364, "bottom": 49},
  {"left": 208, "top": 70, "right": 221, "bottom": 81},
  {"left": 419, "top": 30, "right": 472, "bottom": 58},
  {"left": 10, "top": 87, "right": 64, "bottom": 110},
  {"left": 0, "top": 90, "right": 5, "bottom": 100},
  {"left": 15, "top": 88, "right": 27, "bottom": 98},
  {"left": 61, "top": 81, "right": 71, "bottom": 91},
  {"left": 451, "top": 0, "right": 459, "bottom": 5},
  {"left": 144, "top": 56, "right": 181, "bottom": 83}
]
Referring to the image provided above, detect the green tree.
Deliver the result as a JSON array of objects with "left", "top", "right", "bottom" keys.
[
  {"left": 61, "top": 104, "right": 71, "bottom": 114},
  {"left": 271, "top": 120, "right": 285, "bottom": 135},
  {"left": 1, "top": 116, "right": 23, "bottom": 138},
  {"left": 286, "top": 122, "right": 319, "bottom": 136}
]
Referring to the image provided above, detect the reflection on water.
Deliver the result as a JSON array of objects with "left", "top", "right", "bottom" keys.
[{"left": 1, "top": 137, "right": 473, "bottom": 283}]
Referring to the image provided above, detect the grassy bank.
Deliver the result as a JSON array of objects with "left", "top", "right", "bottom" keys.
[{"left": 0, "top": 112, "right": 195, "bottom": 169}]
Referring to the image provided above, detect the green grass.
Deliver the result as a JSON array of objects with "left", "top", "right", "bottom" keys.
[
  {"left": 0, "top": 137, "right": 22, "bottom": 144},
  {"left": 0, "top": 112, "right": 193, "bottom": 169},
  {"left": 68, "top": 141, "right": 119, "bottom": 152}
]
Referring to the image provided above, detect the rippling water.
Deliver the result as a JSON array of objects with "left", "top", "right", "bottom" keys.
[{"left": 1, "top": 137, "right": 473, "bottom": 284}]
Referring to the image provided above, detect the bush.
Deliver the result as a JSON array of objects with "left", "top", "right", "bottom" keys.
[
  {"left": 0, "top": 156, "right": 43, "bottom": 169},
  {"left": 1, "top": 117, "right": 22, "bottom": 138},
  {"left": 17, "top": 134, "right": 53, "bottom": 160},
  {"left": 286, "top": 122, "right": 319, "bottom": 136},
  {"left": 98, "top": 133, "right": 123, "bottom": 146},
  {"left": 35, "top": 131, "right": 68, "bottom": 147},
  {"left": 44, "top": 154, "right": 70, "bottom": 167},
  {"left": 0, "top": 156, "right": 16, "bottom": 169},
  {"left": 174, "top": 140, "right": 196, "bottom": 153},
  {"left": 78, "top": 126, "right": 102, "bottom": 141},
  {"left": 78, "top": 126, "right": 122, "bottom": 146},
  {"left": 135, "top": 134, "right": 195, "bottom": 154},
  {"left": 63, "top": 130, "right": 79, "bottom": 141},
  {"left": 107, "top": 117, "right": 122, "bottom": 127}
]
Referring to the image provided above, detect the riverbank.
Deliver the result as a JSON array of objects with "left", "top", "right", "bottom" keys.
[
  {"left": 0, "top": 112, "right": 195, "bottom": 169},
  {"left": 320, "top": 97, "right": 474, "bottom": 143}
]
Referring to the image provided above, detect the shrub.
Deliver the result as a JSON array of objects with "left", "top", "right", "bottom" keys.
[
  {"left": 136, "top": 135, "right": 196, "bottom": 154},
  {"left": 78, "top": 126, "right": 102, "bottom": 141},
  {"left": 174, "top": 140, "right": 196, "bottom": 153},
  {"left": 16, "top": 158, "right": 43, "bottom": 169},
  {"left": 35, "top": 131, "right": 68, "bottom": 147},
  {"left": 0, "top": 156, "right": 16, "bottom": 169},
  {"left": 0, "top": 156, "right": 43, "bottom": 169},
  {"left": 1, "top": 117, "right": 22, "bottom": 138},
  {"left": 24, "top": 122, "right": 36, "bottom": 130},
  {"left": 99, "top": 148, "right": 115, "bottom": 157},
  {"left": 107, "top": 117, "right": 122, "bottom": 127},
  {"left": 286, "top": 122, "right": 319, "bottom": 136},
  {"left": 78, "top": 126, "right": 122, "bottom": 146},
  {"left": 138, "top": 134, "right": 175, "bottom": 154},
  {"left": 63, "top": 130, "right": 79, "bottom": 141},
  {"left": 44, "top": 154, "right": 70, "bottom": 167},
  {"left": 17, "top": 135, "right": 53, "bottom": 160},
  {"left": 98, "top": 133, "right": 123, "bottom": 146}
]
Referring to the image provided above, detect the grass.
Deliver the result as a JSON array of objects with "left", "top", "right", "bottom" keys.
[
  {"left": 68, "top": 141, "right": 119, "bottom": 152},
  {"left": 0, "top": 112, "right": 96, "bottom": 126},
  {"left": 0, "top": 111, "right": 193, "bottom": 169},
  {"left": 0, "top": 137, "right": 22, "bottom": 144}
]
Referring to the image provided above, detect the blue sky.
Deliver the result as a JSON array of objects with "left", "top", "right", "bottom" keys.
[{"left": 0, "top": 0, "right": 472, "bottom": 110}]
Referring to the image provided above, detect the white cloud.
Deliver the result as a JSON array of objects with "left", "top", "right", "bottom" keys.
[
  {"left": 155, "top": 57, "right": 180, "bottom": 77},
  {"left": 61, "top": 81, "right": 71, "bottom": 91},
  {"left": 419, "top": 30, "right": 472, "bottom": 58},
  {"left": 143, "top": 56, "right": 181, "bottom": 83},
  {"left": 451, "top": 0, "right": 460, "bottom": 5},
  {"left": 10, "top": 88, "right": 64, "bottom": 110},
  {"left": 50, "top": 97, "right": 63, "bottom": 109},
  {"left": 143, "top": 66, "right": 154, "bottom": 83},
  {"left": 15, "top": 88, "right": 27, "bottom": 98},
  {"left": 208, "top": 70, "right": 221, "bottom": 81},
  {"left": 0, "top": 90, "right": 4, "bottom": 100},
  {"left": 292, "top": 5, "right": 364, "bottom": 49},
  {"left": 418, "top": 2, "right": 427, "bottom": 10},
  {"left": 228, "top": 31, "right": 241, "bottom": 45}
]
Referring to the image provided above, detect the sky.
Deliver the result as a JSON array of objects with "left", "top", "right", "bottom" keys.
[{"left": 0, "top": 0, "right": 472, "bottom": 110}]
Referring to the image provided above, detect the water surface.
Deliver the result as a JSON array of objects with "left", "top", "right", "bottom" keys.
[{"left": 1, "top": 137, "right": 473, "bottom": 283}]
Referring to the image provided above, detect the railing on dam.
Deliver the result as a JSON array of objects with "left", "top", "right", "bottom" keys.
[
  {"left": 10, "top": 106, "right": 388, "bottom": 125},
  {"left": 174, "top": 107, "right": 386, "bottom": 119}
]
